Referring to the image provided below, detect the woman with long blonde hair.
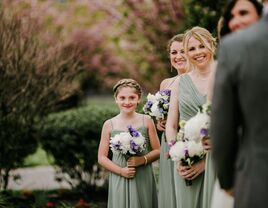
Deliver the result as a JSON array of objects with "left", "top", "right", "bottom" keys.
[{"left": 166, "top": 26, "right": 216, "bottom": 208}]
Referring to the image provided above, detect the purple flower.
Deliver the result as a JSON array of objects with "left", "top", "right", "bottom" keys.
[
  {"left": 112, "top": 141, "right": 122, "bottom": 151},
  {"left": 159, "top": 108, "right": 164, "bottom": 113},
  {"left": 127, "top": 125, "right": 140, "bottom": 137},
  {"left": 200, "top": 128, "right": 209, "bottom": 137},
  {"left": 168, "top": 139, "right": 177, "bottom": 148},
  {"left": 184, "top": 148, "right": 189, "bottom": 157},
  {"left": 130, "top": 140, "right": 139, "bottom": 152},
  {"left": 160, "top": 89, "right": 171, "bottom": 96},
  {"left": 143, "top": 101, "right": 153, "bottom": 113}
]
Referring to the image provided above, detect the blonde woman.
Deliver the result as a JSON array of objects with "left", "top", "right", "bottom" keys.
[{"left": 166, "top": 26, "right": 216, "bottom": 208}]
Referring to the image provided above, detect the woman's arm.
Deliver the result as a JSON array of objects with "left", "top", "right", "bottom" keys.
[
  {"left": 98, "top": 120, "right": 136, "bottom": 178},
  {"left": 165, "top": 78, "right": 180, "bottom": 143},
  {"left": 145, "top": 116, "right": 161, "bottom": 163},
  {"left": 207, "top": 61, "right": 217, "bottom": 101}
]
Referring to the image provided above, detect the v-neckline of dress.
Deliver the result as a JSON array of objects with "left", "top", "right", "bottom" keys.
[{"left": 185, "top": 74, "right": 207, "bottom": 98}]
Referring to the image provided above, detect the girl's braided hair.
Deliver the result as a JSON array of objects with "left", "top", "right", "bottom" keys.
[{"left": 113, "top": 78, "right": 142, "bottom": 98}]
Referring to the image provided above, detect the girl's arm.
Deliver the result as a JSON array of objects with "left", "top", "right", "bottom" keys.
[
  {"left": 127, "top": 116, "right": 160, "bottom": 167},
  {"left": 165, "top": 78, "right": 180, "bottom": 143},
  {"left": 98, "top": 120, "right": 136, "bottom": 178}
]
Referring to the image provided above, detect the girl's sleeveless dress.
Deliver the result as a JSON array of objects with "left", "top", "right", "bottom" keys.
[
  {"left": 174, "top": 74, "right": 206, "bottom": 208},
  {"left": 107, "top": 118, "right": 158, "bottom": 208}
]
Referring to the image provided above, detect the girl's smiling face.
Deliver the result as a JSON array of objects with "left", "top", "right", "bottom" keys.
[{"left": 115, "top": 87, "right": 140, "bottom": 114}]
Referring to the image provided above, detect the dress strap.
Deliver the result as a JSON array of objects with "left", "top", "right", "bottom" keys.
[
  {"left": 142, "top": 115, "right": 145, "bottom": 127},
  {"left": 167, "top": 75, "right": 179, "bottom": 88},
  {"left": 109, "top": 119, "right": 114, "bottom": 130}
]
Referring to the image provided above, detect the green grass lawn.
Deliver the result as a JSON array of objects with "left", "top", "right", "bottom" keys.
[{"left": 23, "top": 146, "right": 54, "bottom": 167}]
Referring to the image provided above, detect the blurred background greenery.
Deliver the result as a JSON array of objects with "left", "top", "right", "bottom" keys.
[{"left": 0, "top": 0, "right": 227, "bottom": 207}]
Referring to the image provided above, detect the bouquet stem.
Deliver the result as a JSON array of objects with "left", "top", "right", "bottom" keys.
[{"left": 185, "top": 179, "right": 192, "bottom": 186}]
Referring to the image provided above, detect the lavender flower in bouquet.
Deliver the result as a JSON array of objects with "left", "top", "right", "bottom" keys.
[
  {"left": 183, "top": 111, "right": 210, "bottom": 143},
  {"left": 143, "top": 89, "right": 171, "bottom": 120},
  {"left": 110, "top": 125, "right": 147, "bottom": 159}
]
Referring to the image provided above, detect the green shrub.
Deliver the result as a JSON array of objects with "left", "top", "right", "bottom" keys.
[
  {"left": 38, "top": 104, "right": 118, "bottom": 192},
  {"left": 23, "top": 146, "right": 54, "bottom": 167}
]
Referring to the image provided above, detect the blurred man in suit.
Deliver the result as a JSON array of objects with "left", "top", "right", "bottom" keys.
[{"left": 211, "top": 1, "right": 268, "bottom": 207}]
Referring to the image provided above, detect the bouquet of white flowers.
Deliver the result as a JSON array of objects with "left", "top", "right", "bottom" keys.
[
  {"left": 168, "top": 103, "right": 211, "bottom": 186},
  {"left": 169, "top": 139, "right": 204, "bottom": 165},
  {"left": 110, "top": 125, "right": 147, "bottom": 158},
  {"left": 143, "top": 89, "right": 171, "bottom": 120},
  {"left": 169, "top": 132, "right": 204, "bottom": 186}
]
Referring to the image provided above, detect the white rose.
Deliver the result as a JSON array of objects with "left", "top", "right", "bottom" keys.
[
  {"left": 147, "top": 93, "right": 157, "bottom": 103},
  {"left": 186, "top": 141, "right": 204, "bottom": 157},
  {"left": 155, "top": 91, "right": 162, "bottom": 100},
  {"left": 184, "top": 112, "right": 210, "bottom": 142},
  {"left": 151, "top": 102, "right": 163, "bottom": 119},
  {"left": 169, "top": 141, "right": 185, "bottom": 162}
]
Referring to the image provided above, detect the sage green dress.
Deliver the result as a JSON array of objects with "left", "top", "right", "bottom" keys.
[
  {"left": 108, "top": 125, "right": 158, "bottom": 208},
  {"left": 158, "top": 132, "right": 176, "bottom": 208},
  {"left": 175, "top": 74, "right": 206, "bottom": 208},
  {"left": 202, "top": 151, "right": 217, "bottom": 208}
]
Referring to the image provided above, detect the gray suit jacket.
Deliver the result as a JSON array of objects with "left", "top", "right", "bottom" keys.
[{"left": 211, "top": 14, "right": 268, "bottom": 208}]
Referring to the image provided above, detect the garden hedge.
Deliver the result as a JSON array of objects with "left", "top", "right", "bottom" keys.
[{"left": 38, "top": 104, "right": 118, "bottom": 191}]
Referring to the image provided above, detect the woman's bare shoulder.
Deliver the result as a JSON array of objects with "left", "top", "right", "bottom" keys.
[{"left": 160, "top": 76, "right": 181, "bottom": 90}]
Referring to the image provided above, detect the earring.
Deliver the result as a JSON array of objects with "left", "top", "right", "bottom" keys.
[{"left": 170, "top": 65, "right": 173, "bottom": 72}]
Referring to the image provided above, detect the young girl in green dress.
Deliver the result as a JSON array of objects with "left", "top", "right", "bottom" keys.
[{"left": 98, "top": 78, "right": 160, "bottom": 208}]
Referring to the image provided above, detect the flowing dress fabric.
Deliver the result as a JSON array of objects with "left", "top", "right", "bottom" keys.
[
  {"left": 202, "top": 151, "right": 217, "bottom": 208},
  {"left": 107, "top": 126, "right": 158, "bottom": 208},
  {"left": 158, "top": 132, "right": 176, "bottom": 208},
  {"left": 175, "top": 74, "right": 207, "bottom": 208},
  {"left": 211, "top": 179, "right": 234, "bottom": 208},
  {"left": 158, "top": 79, "right": 178, "bottom": 208}
]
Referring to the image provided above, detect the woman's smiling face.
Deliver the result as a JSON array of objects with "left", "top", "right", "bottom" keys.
[
  {"left": 186, "top": 37, "right": 212, "bottom": 69},
  {"left": 170, "top": 41, "right": 187, "bottom": 74},
  {"left": 228, "top": 0, "right": 260, "bottom": 32}
]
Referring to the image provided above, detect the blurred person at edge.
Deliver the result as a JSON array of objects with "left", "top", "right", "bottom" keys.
[
  {"left": 202, "top": 1, "right": 263, "bottom": 208},
  {"left": 219, "top": 0, "right": 263, "bottom": 38},
  {"left": 211, "top": 0, "right": 268, "bottom": 208},
  {"left": 205, "top": 0, "right": 263, "bottom": 149}
]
